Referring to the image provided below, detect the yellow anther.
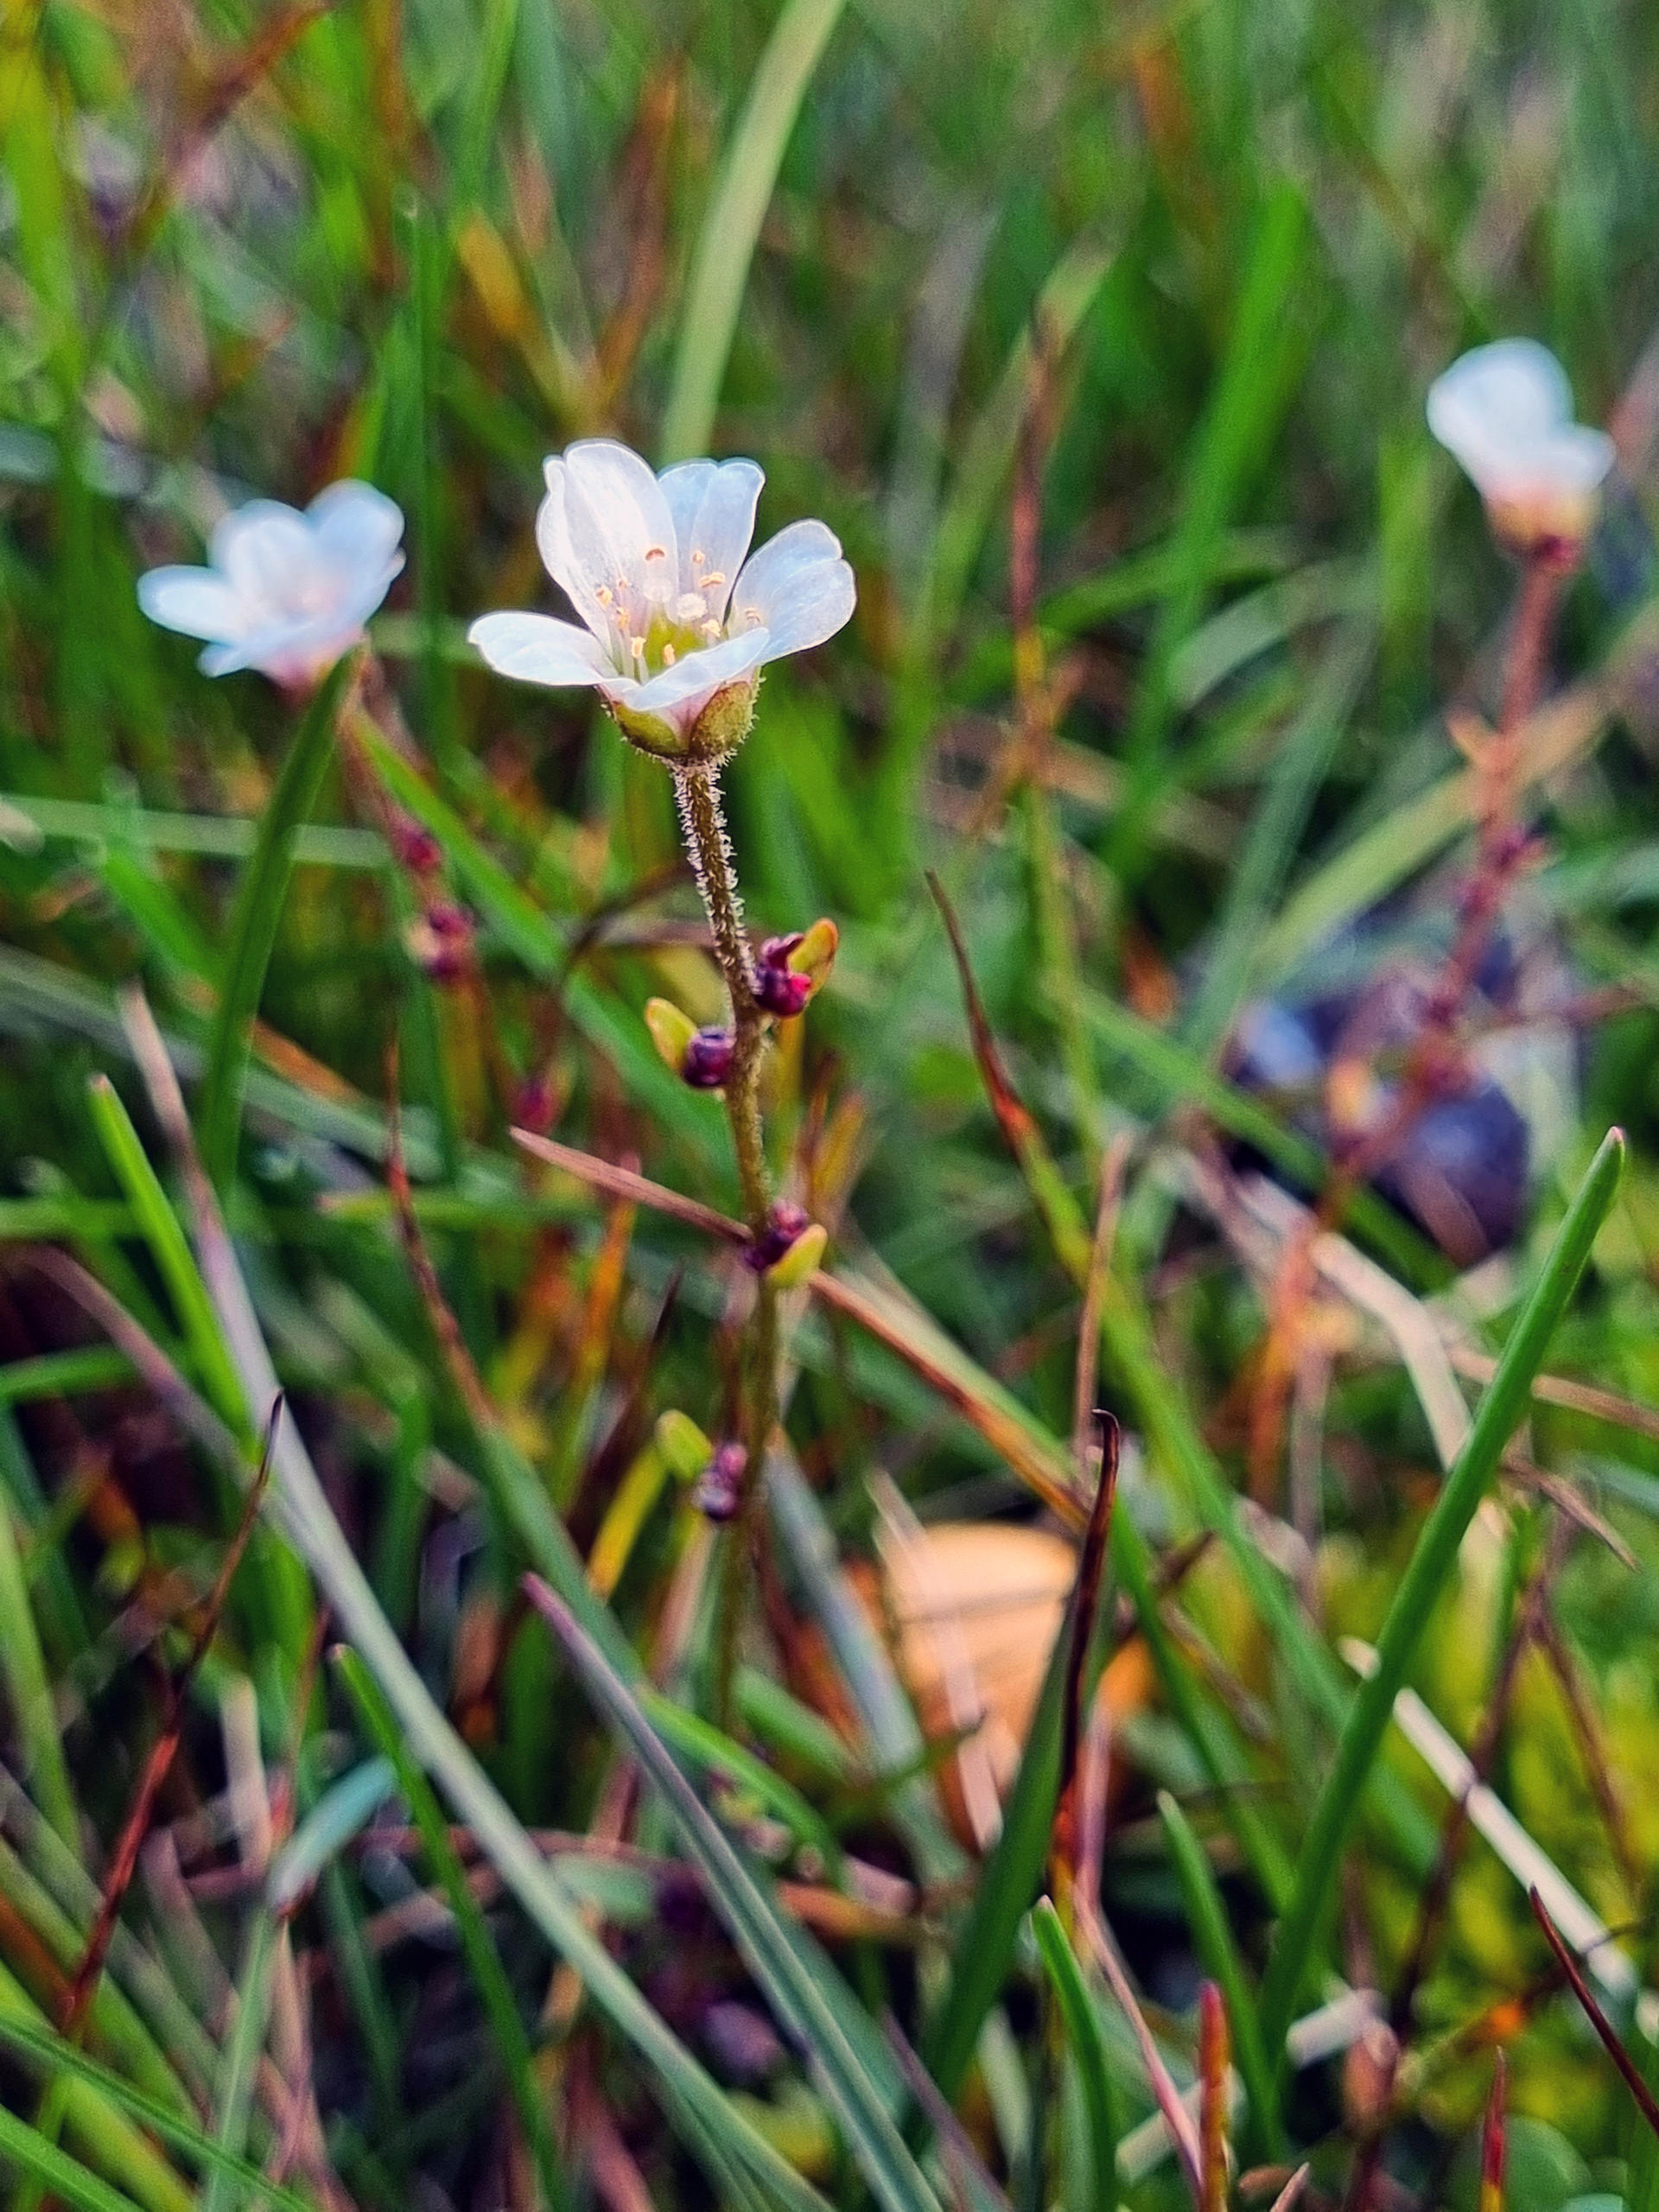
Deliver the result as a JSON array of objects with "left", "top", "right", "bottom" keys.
[
  {"left": 702, "top": 571, "right": 727, "bottom": 590},
  {"left": 691, "top": 548, "right": 705, "bottom": 566},
  {"left": 662, "top": 643, "right": 677, "bottom": 665},
  {"left": 629, "top": 635, "right": 646, "bottom": 658},
  {"left": 645, "top": 543, "right": 667, "bottom": 561},
  {"left": 594, "top": 584, "right": 613, "bottom": 606}
]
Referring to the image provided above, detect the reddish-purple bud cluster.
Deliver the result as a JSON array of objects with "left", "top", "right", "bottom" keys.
[
  {"left": 407, "top": 900, "right": 475, "bottom": 983},
  {"left": 391, "top": 815, "right": 444, "bottom": 876},
  {"left": 753, "top": 935, "right": 812, "bottom": 1018},
  {"left": 683, "top": 1026, "right": 736, "bottom": 1088},
  {"left": 513, "top": 1070, "right": 559, "bottom": 1134},
  {"left": 743, "top": 1200, "right": 810, "bottom": 1274},
  {"left": 693, "top": 1440, "right": 747, "bottom": 1522}
]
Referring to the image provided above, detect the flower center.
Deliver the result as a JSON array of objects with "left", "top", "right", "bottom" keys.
[{"left": 628, "top": 607, "right": 722, "bottom": 677}]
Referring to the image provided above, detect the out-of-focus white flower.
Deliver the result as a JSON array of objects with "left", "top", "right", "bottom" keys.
[
  {"left": 137, "top": 481, "right": 405, "bottom": 687},
  {"left": 1427, "top": 340, "right": 1614, "bottom": 555},
  {"left": 468, "top": 440, "right": 855, "bottom": 760}
]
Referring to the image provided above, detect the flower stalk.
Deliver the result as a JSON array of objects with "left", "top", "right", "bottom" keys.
[{"left": 671, "top": 760, "right": 781, "bottom": 1719}]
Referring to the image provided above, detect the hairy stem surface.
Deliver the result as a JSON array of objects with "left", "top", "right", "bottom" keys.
[{"left": 672, "top": 763, "right": 779, "bottom": 1719}]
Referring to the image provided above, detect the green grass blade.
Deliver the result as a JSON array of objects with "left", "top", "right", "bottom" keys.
[
  {"left": 1105, "top": 182, "right": 1310, "bottom": 882},
  {"left": 1182, "top": 618, "right": 1375, "bottom": 1058},
  {"left": 921, "top": 1617, "right": 1066, "bottom": 2104},
  {"left": 198, "top": 653, "right": 354, "bottom": 1189},
  {"left": 524, "top": 1580, "right": 944, "bottom": 2212},
  {"left": 85, "top": 1073, "right": 250, "bottom": 1439},
  {"left": 1112, "top": 1512, "right": 1293, "bottom": 1914},
  {"left": 0, "top": 2017, "right": 311, "bottom": 2212},
  {"left": 1256, "top": 1128, "right": 1626, "bottom": 2070},
  {"left": 0, "top": 2105, "right": 146, "bottom": 2212},
  {"left": 201, "top": 1907, "right": 277, "bottom": 2212},
  {"left": 1030, "top": 1900, "right": 1120, "bottom": 2205},
  {"left": 190, "top": 1194, "right": 830, "bottom": 2212},
  {"left": 660, "top": 0, "right": 849, "bottom": 462},
  {"left": 0, "top": 1491, "right": 76, "bottom": 1847},
  {"left": 0, "top": 1964, "right": 194, "bottom": 2212},
  {"left": 1156, "top": 1792, "right": 1282, "bottom": 2160},
  {"left": 337, "top": 1652, "right": 572, "bottom": 2212},
  {"left": 640, "top": 1690, "right": 843, "bottom": 1872}
]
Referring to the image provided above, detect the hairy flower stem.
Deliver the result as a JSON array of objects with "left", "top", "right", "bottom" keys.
[{"left": 671, "top": 763, "right": 778, "bottom": 1720}]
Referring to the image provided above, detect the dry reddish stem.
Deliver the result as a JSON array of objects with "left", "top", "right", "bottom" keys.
[
  {"left": 1478, "top": 2050, "right": 1508, "bottom": 2212},
  {"left": 1529, "top": 1888, "right": 1659, "bottom": 2142}
]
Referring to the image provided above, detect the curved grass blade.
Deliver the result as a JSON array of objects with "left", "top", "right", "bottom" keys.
[
  {"left": 522, "top": 1576, "right": 943, "bottom": 2212},
  {"left": 1157, "top": 1792, "right": 1282, "bottom": 2161},
  {"left": 86, "top": 1074, "right": 248, "bottom": 1438},
  {"left": 661, "top": 0, "right": 848, "bottom": 462},
  {"left": 0, "top": 2017, "right": 311, "bottom": 2212},
  {"left": 336, "top": 1651, "right": 572, "bottom": 2212},
  {"left": 1031, "top": 1899, "right": 1121, "bottom": 2207},
  {"left": 1256, "top": 1128, "right": 1626, "bottom": 2071},
  {"left": 0, "top": 1965, "right": 195, "bottom": 2212},
  {"left": 0, "top": 2105, "right": 147, "bottom": 2212},
  {"left": 198, "top": 652, "right": 354, "bottom": 1188}
]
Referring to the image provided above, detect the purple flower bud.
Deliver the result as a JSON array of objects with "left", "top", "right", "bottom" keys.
[
  {"left": 742, "top": 1201, "right": 810, "bottom": 1274},
  {"left": 753, "top": 935, "right": 812, "bottom": 1018},
  {"left": 405, "top": 900, "right": 475, "bottom": 983},
  {"left": 682, "top": 1026, "right": 735, "bottom": 1089},
  {"left": 693, "top": 1441, "right": 747, "bottom": 1522},
  {"left": 391, "top": 816, "right": 444, "bottom": 875},
  {"left": 514, "top": 1070, "right": 559, "bottom": 1134}
]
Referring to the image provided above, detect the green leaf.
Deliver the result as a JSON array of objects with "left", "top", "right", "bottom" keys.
[
  {"left": 85, "top": 1073, "right": 250, "bottom": 1440},
  {"left": 0, "top": 2104, "right": 147, "bottom": 2212},
  {"left": 1256, "top": 1128, "right": 1626, "bottom": 2071},
  {"left": 0, "top": 2016, "right": 312, "bottom": 2212},
  {"left": 198, "top": 652, "right": 354, "bottom": 1188},
  {"left": 921, "top": 1613, "right": 1066, "bottom": 2104},
  {"left": 1031, "top": 1900, "right": 1121, "bottom": 2206},
  {"left": 661, "top": 0, "right": 849, "bottom": 462},
  {"left": 0, "top": 1487, "right": 77, "bottom": 1847},
  {"left": 1156, "top": 1791, "right": 1282, "bottom": 2160}
]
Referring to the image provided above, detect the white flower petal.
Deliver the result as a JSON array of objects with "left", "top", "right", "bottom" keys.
[
  {"left": 1427, "top": 340, "right": 1577, "bottom": 493},
  {"left": 659, "top": 457, "right": 763, "bottom": 616},
  {"left": 137, "top": 566, "right": 251, "bottom": 645},
  {"left": 658, "top": 461, "right": 716, "bottom": 575},
  {"left": 536, "top": 461, "right": 616, "bottom": 645},
  {"left": 469, "top": 611, "right": 618, "bottom": 689},
  {"left": 307, "top": 480, "right": 406, "bottom": 569},
  {"left": 566, "top": 439, "right": 678, "bottom": 613},
  {"left": 732, "top": 519, "right": 856, "bottom": 659},
  {"left": 627, "top": 627, "right": 771, "bottom": 713},
  {"left": 208, "top": 501, "right": 315, "bottom": 615},
  {"left": 1527, "top": 423, "right": 1615, "bottom": 493}
]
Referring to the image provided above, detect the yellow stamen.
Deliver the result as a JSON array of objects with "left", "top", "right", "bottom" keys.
[
  {"left": 662, "top": 643, "right": 677, "bottom": 664},
  {"left": 702, "top": 571, "right": 727, "bottom": 590}
]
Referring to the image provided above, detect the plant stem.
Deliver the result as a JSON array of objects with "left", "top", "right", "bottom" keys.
[{"left": 671, "top": 763, "right": 778, "bottom": 1720}]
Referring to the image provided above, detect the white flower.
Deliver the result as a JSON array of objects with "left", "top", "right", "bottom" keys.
[
  {"left": 1427, "top": 340, "right": 1614, "bottom": 553},
  {"left": 137, "top": 480, "right": 405, "bottom": 686},
  {"left": 468, "top": 440, "right": 855, "bottom": 759}
]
